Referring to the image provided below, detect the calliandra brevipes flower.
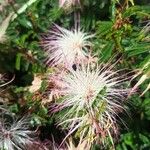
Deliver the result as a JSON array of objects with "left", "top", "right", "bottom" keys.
[
  {"left": 59, "top": 0, "right": 80, "bottom": 9},
  {"left": 51, "top": 63, "right": 131, "bottom": 146},
  {"left": 0, "top": 114, "right": 35, "bottom": 150},
  {"left": 41, "top": 24, "right": 94, "bottom": 68}
]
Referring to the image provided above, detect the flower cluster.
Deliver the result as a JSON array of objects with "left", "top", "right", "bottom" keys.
[
  {"left": 50, "top": 64, "right": 130, "bottom": 147},
  {"left": 41, "top": 0, "right": 131, "bottom": 148}
]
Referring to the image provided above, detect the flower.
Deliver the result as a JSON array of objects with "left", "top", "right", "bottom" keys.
[
  {"left": 41, "top": 24, "right": 94, "bottom": 68},
  {"left": 59, "top": 0, "right": 80, "bottom": 9},
  {"left": 0, "top": 114, "right": 35, "bottom": 150},
  {"left": 51, "top": 63, "right": 130, "bottom": 146}
]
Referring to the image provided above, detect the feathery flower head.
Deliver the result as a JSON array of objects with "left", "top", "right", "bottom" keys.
[
  {"left": 59, "top": 0, "right": 80, "bottom": 9},
  {"left": 41, "top": 24, "right": 94, "bottom": 68},
  {"left": 0, "top": 114, "right": 35, "bottom": 150},
  {"left": 52, "top": 63, "right": 129, "bottom": 110},
  {"left": 51, "top": 63, "right": 130, "bottom": 146}
]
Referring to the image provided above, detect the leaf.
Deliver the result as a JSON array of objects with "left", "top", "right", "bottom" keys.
[
  {"left": 125, "top": 42, "right": 150, "bottom": 56},
  {"left": 17, "top": 17, "right": 33, "bottom": 29},
  {"left": 123, "top": 6, "right": 150, "bottom": 18},
  {"left": 139, "top": 56, "right": 150, "bottom": 69},
  {"left": 0, "top": 13, "right": 13, "bottom": 43},
  {"left": 96, "top": 21, "right": 113, "bottom": 36},
  {"left": 12, "top": 0, "right": 38, "bottom": 21},
  {"left": 139, "top": 134, "right": 150, "bottom": 144},
  {"left": 15, "top": 53, "right": 22, "bottom": 70},
  {"left": 101, "top": 41, "right": 114, "bottom": 61},
  {"left": 9, "top": 104, "right": 19, "bottom": 113}
]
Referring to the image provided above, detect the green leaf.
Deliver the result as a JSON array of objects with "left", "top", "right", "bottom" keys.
[
  {"left": 101, "top": 41, "right": 114, "bottom": 61},
  {"left": 123, "top": 6, "right": 150, "bottom": 18},
  {"left": 9, "top": 104, "right": 19, "bottom": 113},
  {"left": 96, "top": 21, "right": 113, "bottom": 36},
  {"left": 139, "top": 134, "right": 150, "bottom": 144},
  {"left": 15, "top": 53, "right": 22, "bottom": 70},
  {"left": 125, "top": 42, "right": 150, "bottom": 56}
]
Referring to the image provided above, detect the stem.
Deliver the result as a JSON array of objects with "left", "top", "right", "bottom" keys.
[{"left": 74, "top": 9, "right": 81, "bottom": 29}]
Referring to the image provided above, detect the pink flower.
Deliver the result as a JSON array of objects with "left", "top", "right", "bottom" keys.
[
  {"left": 41, "top": 24, "right": 94, "bottom": 68},
  {"left": 50, "top": 63, "right": 130, "bottom": 146}
]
